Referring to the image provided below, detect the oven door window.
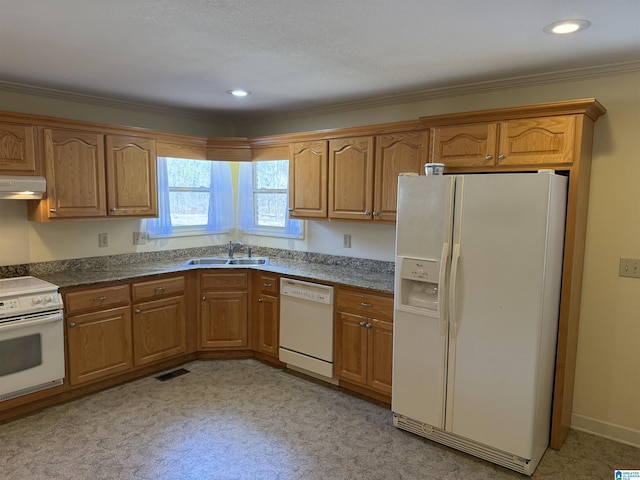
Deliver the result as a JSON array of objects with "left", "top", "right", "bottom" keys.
[{"left": 0, "top": 333, "right": 43, "bottom": 376}]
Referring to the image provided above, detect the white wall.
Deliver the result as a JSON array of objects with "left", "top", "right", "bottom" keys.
[{"left": 0, "top": 70, "right": 638, "bottom": 446}]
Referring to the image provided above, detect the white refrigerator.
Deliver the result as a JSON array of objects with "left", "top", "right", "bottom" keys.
[{"left": 392, "top": 172, "right": 567, "bottom": 476}]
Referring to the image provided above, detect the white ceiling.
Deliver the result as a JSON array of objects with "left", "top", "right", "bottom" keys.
[{"left": 1, "top": 0, "right": 639, "bottom": 117}]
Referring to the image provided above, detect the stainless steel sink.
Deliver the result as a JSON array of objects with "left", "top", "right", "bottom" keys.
[
  {"left": 227, "top": 258, "right": 269, "bottom": 265},
  {"left": 184, "top": 257, "right": 269, "bottom": 266}
]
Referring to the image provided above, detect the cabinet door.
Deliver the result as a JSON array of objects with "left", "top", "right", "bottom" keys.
[
  {"left": 105, "top": 135, "right": 158, "bottom": 217},
  {"left": 367, "top": 318, "right": 393, "bottom": 395},
  {"left": 0, "top": 122, "right": 37, "bottom": 174},
  {"left": 431, "top": 123, "right": 498, "bottom": 167},
  {"left": 374, "top": 131, "right": 429, "bottom": 222},
  {"left": 328, "top": 136, "right": 375, "bottom": 221},
  {"left": 200, "top": 291, "right": 248, "bottom": 349},
  {"left": 497, "top": 116, "right": 576, "bottom": 166},
  {"left": 256, "top": 293, "right": 279, "bottom": 357},
  {"left": 132, "top": 295, "right": 186, "bottom": 366},
  {"left": 335, "top": 311, "right": 368, "bottom": 385},
  {"left": 43, "top": 128, "right": 106, "bottom": 218},
  {"left": 67, "top": 306, "right": 132, "bottom": 386},
  {"left": 289, "top": 141, "right": 328, "bottom": 218}
]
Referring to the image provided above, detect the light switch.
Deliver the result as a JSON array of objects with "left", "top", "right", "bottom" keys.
[{"left": 619, "top": 258, "right": 640, "bottom": 278}]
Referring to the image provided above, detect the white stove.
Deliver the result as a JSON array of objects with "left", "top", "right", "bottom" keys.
[{"left": 0, "top": 276, "right": 65, "bottom": 402}]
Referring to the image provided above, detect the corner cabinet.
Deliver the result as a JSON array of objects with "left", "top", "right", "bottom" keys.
[
  {"left": 0, "top": 121, "right": 38, "bottom": 175},
  {"left": 335, "top": 288, "right": 394, "bottom": 400},
  {"left": 28, "top": 128, "right": 157, "bottom": 221},
  {"left": 199, "top": 271, "right": 249, "bottom": 349}
]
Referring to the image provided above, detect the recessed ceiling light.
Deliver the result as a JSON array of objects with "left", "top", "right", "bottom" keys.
[
  {"left": 543, "top": 19, "right": 590, "bottom": 35},
  {"left": 228, "top": 89, "right": 251, "bottom": 97}
]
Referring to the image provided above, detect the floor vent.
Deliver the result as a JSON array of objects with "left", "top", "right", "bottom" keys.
[{"left": 155, "top": 368, "right": 190, "bottom": 382}]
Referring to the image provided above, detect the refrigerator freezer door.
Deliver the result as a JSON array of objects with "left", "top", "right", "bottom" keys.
[
  {"left": 445, "top": 174, "right": 567, "bottom": 459},
  {"left": 392, "top": 175, "right": 455, "bottom": 428}
]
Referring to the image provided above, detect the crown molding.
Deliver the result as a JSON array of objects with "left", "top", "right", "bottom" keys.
[
  {"left": 236, "top": 60, "right": 640, "bottom": 124},
  {"left": 0, "top": 80, "right": 225, "bottom": 123}
]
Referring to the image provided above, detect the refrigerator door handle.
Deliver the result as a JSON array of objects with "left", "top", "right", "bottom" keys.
[
  {"left": 449, "top": 243, "right": 461, "bottom": 338},
  {"left": 439, "top": 242, "right": 450, "bottom": 336}
]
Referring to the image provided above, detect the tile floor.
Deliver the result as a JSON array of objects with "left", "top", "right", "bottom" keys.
[{"left": 0, "top": 359, "right": 637, "bottom": 480}]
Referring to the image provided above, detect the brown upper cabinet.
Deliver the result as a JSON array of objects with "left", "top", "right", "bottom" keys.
[
  {"left": 0, "top": 121, "right": 38, "bottom": 175},
  {"left": 291, "top": 131, "right": 428, "bottom": 223},
  {"left": 29, "top": 128, "right": 157, "bottom": 221},
  {"left": 289, "top": 140, "right": 329, "bottom": 219},
  {"left": 431, "top": 115, "right": 576, "bottom": 168}
]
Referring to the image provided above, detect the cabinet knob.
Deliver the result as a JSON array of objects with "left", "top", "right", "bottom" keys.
[
  {"left": 202, "top": 296, "right": 206, "bottom": 301},
  {"left": 364, "top": 211, "right": 371, "bottom": 216},
  {"left": 94, "top": 296, "right": 107, "bottom": 301},
  {"left": 69, "top": 322, "right": 76, "bottom": 328},
  {"left": 498, "top": 153, "right": 505, "bottom": 160},
  {"left": 288, "top": 208, "right": 294, "bottom": 212},
  {"left": 155, "top": 286, "right": 166, "bottom": 292},
  {"left": 49, "top": 208, "right": 57, "bottom": 213},
  {"left": 359, "top": 321, "right": 367, "bottom": 327},
  {"left": 258, "top": 298, "right": 264, "bottom": 303},
  {"left": 263, "top": 283, "right": 272, "bottom": 287},
  {"left": 373, "top": 211, "right": 379, "bottom": 217},
  {"left": 365, "top": 323, "right": 372, "bottom": 329},
  {"left": 134, "top": 309, "right": 141, "bottom": 314},
  {"left": 110, "top": 207, "right": 117, "bottom": 212},
  {"left": 485, "top": 154, "right": 493, "bottom": 161}
]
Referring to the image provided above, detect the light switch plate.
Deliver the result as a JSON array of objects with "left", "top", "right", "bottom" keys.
[
  {"left": 343, "top": 234, "right": 351, "bottom": 248},
  {"left": 619, "top": 258, "right": 640, "bottom": 278},
  {"left": 98, "top": 232, "right": 108, "bottom": 248}
]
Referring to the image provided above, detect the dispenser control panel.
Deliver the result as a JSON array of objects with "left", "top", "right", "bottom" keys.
[{"left": 400, "top": 257, "right": 439, "bottom": 282}]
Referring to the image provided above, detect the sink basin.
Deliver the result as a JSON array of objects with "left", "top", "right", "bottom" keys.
[
  {"left": 185, "top": 258, "right": 230, "bottom": 265},
  {"left": 184, "top": 257, "right": 269, "bottom": 266},
  {"left": 227, "top": 258, "right": 269, "bottom": 265}
]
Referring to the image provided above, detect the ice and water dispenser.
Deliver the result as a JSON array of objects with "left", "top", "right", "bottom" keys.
[{"left": 397, "top": 257, "right": 440, "bottom": 317}]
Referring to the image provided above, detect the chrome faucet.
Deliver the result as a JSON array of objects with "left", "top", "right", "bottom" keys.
[{"left": 228, "top": 241, "right": 244, "bottom": 258}]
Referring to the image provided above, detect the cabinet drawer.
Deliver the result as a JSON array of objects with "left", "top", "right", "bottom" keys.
[
  {"left": 132, "top": 275, "right": 185, "bottom": 301},
  {"left": 336, "top": 289, "right": 393, "bottom": 321},
  {"left": 257, "top": 273, "right": 279, "bottom": 295},
  {"left": 65, "top": 284, "right": 130, "bottom": 314},
  {"left": 200, "top": 271, "right": 248, "bottom": 290}
]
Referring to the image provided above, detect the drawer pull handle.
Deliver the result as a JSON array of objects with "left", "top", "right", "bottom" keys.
[
  {"left": 155, "top": 286, "right": 166, "bottom": 291},
  {"left": 94, "top": 296, "right": 107, "bottom": 301},
  {"left": 49, "top": 208, "right": 57, "bottom": 213},
  {"left": 361, "top": 302, "right": 373, "bottom": 307},
  {"left": 263, "top": 283, "right": 272, "bottom": 287},
  {"left": 258, "top": 298, "right": 264, "bottom": 303},
  {"left": 134, "top": 309, "right": 141, "bottom": 314}
]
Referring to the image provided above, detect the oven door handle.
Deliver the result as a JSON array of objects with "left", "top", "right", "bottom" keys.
[{"left": 0, "top": 311, "right": 64, "bottom": 331}]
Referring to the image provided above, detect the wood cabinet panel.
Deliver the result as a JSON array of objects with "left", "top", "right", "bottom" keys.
[
  {"left": 289, "top": 141, "right": 328, "bottom": 218},
  {"left": 336, "top": 290, "right": 393, "bottom": 321},
  {"left": 374, "top": 131, "right": 429, "bottom": 222},
  {"left": 0, "top": 122, "right": 37, "bottom": 174},
  {"left": 335, "top": 311, "right": 368, "bottom": 385},
  {"left": 132, "top": 295, "right": 186, "bottom": 366},
  {"left": 105, "top": 135, "right": 157, "bottom": 216},
  {"left": 67, "top": 306, "right": 132, "bottom": 386},
  {"left": 65, "top": 284, "right": 130, "bottom": 315},
  {"left": 256, "top": 293, "right": 279, "bottom": 356},
  {"left": 43, "top": 128, "right": 106, "bottom": 218},
  {"left": 367, "top": 318, "right": 393, "bottom": 395},
  {"left": 200, "top": 291, "right": 248, "bottom": 349},
  {"left": 200, "top": 271, "right": 248, "bottom": 290},
  {"left": 431, "top": 123, "right": 497, "bottom": 167},
  {"left": 328, "top": 136, "right": 374, "bottom": 220},
  {"left": 132, "top": 276, "right": 185, "bottom": 301}
]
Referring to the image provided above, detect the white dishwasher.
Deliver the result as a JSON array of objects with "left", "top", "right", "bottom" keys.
[{"left": 279, "top": 278, "right": 335, "bottom": 381}]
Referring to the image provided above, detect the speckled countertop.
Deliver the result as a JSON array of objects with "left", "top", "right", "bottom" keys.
[{"left": 24, "top": 247, "right": 395, "bottom": 294}]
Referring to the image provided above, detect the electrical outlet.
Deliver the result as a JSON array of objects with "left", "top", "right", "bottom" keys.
[
  {"left": 343, "top": 234, "right": 351, "bottom": 248},
  {"left": 619, "top": 258, "right": 640, "bottom": 278},
  {"left": 98, "top": 233, "right": 108, "bottom": 248},
  {"left": 133, "top": 232, "right": 146, "bottom": 245}
]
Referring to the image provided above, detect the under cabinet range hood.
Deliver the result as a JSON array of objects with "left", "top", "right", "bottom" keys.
[{"left": 0, "top": 175, "right": 46, "bottom": 199}]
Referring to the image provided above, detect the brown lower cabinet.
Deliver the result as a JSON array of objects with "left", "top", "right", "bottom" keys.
[
  {"left": 335, "top": 287, "right": 394, "bottom": 397},
  {"left": 252, "top": 271, "right": 280, "bottom": 359},
  {"left": 199, "top": 271, "right": 249, "bottom": 349}
]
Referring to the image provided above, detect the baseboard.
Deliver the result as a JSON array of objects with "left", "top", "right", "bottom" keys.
[{"left": 572, "top": 413, "right": 640, "bottom": 448}]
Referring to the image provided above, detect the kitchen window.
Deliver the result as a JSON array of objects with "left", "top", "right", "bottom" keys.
[
  {"left": 236, "top": 160, "right": 302, "bottom": 238},
  {"left": 147, "top": 157, "right": 234, "bottom": 237}
]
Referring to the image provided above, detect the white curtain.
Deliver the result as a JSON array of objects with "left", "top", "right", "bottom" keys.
[
  {"left": 147, "top": 157, "right": 173, "bottom": 237},
  {"left": 206, "top": 161, "right": 234, "bottom": 233}
]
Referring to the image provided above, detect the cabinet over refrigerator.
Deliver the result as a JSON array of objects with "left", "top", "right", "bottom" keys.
[{"left": 392, "top": 172, "right": 567, "bottom": 475}]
